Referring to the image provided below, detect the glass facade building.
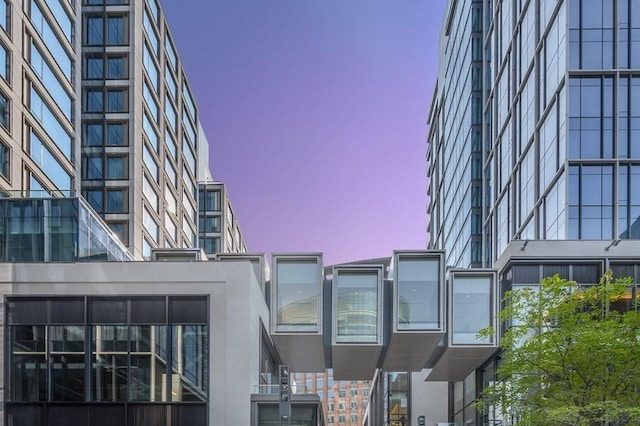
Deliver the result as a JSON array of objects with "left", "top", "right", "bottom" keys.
[
  {"left": 428, "top": 0, "right": 640, "bottom": 268},
  {"left": 428, "top": 0, "right": 640, "bottom": 424}
]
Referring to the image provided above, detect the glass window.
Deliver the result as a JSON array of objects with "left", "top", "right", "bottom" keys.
[
  {"left": 335, "top": 270, "right": 379, "bottom": 343},
  {"left": 165, "top": 67, "right": 177, "bottom": 100},
  {"left": 84, "top": 123, "right": 102, "bottom": 146},
  {"left": 85, "top": 189, "right": 103, "bottom": 212},
  {"left": 30, "top": 1, "right": 72, "bottom": 81},
  {"left": 143, "top": 207, "right": 158, "bottom": 241},
  {"left": 106, "top": 88, "right": 125, "bottom": 112},
  {"left": 165, "top": 97, "right": 177, "bottom": 132},
  {"left": 170, "top": 325, "right": 208, "bottom": 401},
  {"left": 143, "top": 175, "right": 158, "bottom": 212},
  {"left": 0, "top": 42, "right": 8, "bottom": 81},
  {"left": 143, "top": 81, "right": 158, "bottom": 122},
  {"left": 0, "top": 91, "right": 8, "bottom": 129},
  {"left": 107, "top": 15, "right": 125, "bottom": 44},
  {"left": 86, "top": 55, "right": 103, "bottom": 79},
  {"left": 106, "top": 156, "right": 125, "bottom": 179},
  {"left": 165, "top": 36, "right": 177, "bottom": 70},
  {"left": 142, "top": 44, "right": 158, "bottom": 92},
  {"left": 275, "top": 259, "right": 320, "bottom": 331},
  {"left": 0, "top": 139, "right": 8, "bottom": 179},
  {"left": 199, "top": 216, "right": 220, "bottom": 233},
  {"left": 107, "top": 122, "right": 125, "bottom": 146},
  {"left": 106, "top": 189, "right": 125, "bottom": 213},
  {"left": 183, "top": 83, "right": 196, "bottom": 120},
  {"left": 30, "top": 41, "right": 72, "bottom": 121},
  {"left": 165, "top": 157, "right": 177, "bottom": 187},
  {"left": 83, "top": 156, "right": 102, "bottom": 179},
  {"left": 30, "top": 86, "right": 72, "bottom": 160},
  {"left": 183, "top": 142, "right": 196, "bottom": 174},
  {"left": 143, "top": 144, "right": 158, "bottom": 181},
  {"left": 397, "top": 256, "right": 440, "bottom": 329},
  {"left": 107, "top": 55, "right": 125, "bottom": 79},
  {"left": 142, "top": 112, "right": 158, "bottom": 151},
  {"left": 46, "top": 0, "right": 72, "bottom": 42},
  {"left": 30, "top": 130, "right": 72, "bottom": 192},
  {"left": 165, "top": 186, "right": 177, "bottom": 215},
  {"left": 165, "top": 129, "right": 177, "bottom": 159},
  {"left": 451, "top": 275, "right": 492, "bottom": 345},
  {"left": 143, "top": 8, "right": 158, "bottom": 55},
  {"left": 0, "top": 0, "right": 7, "bottom": 33},
  {"left": 86, "top": 16, "right": 104, "bottom": 45},
  {"left": 86, "top": 89, "right": 103, "bottom": 112}
]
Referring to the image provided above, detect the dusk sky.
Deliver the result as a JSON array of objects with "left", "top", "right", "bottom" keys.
[{"left": 162, "top": 0, "right": 447, "bottom": 265}]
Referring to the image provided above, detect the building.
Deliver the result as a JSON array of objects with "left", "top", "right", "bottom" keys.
[
  {"left": 293, "top": 371, "right": 369, "bottom": 426},
  {"left": 426, "top": 0, "right": 640, "bottom": 424},
  {"left": 80, "top": 0, "right": 202, "bottom": 258},
  {"left": 0, "top": 0, "right": 79, "bottom": 198},
  {"left": 198, "top": 181, "right": 247, "bottom": 257},
  {"left": 0, "top": 0, "right": 210, "bottom": 260}
]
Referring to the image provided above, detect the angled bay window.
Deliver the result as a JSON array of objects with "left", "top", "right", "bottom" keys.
[
  {"left": 334, "top": 267, "right": 381, "bottom": 343},
  {"left": 450, "top": 272, "right": 495, "bottom": 345},
  {"left": 274, "top": 255, "right": 322, "bottom": 332},
  {"left": 396, "top": 253, "right": 441, "bottom": 330}
]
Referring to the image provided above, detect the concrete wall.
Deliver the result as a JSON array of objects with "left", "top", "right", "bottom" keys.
[{"left": 411, "top": 370, "right": 449, "bottom": 426}]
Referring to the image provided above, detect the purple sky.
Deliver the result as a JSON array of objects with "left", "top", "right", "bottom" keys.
[{"left": 162, "top": 0, "right": 447, "bottom": 265}]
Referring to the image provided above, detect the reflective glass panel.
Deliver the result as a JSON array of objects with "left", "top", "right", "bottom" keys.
[
  {"left": 275, "top": 260, "right": 319, "bottom": 331},
  {"left": 397, "top": 256, "right": 440, "bottom": 329},
  {"left": 452, "top": 276, "right": 492, "bottom": 344},
  {"left": 335, "top": 271, "right": 378, "bottom": 342}
]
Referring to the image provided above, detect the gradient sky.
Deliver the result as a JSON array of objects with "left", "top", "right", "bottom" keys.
[{"left": 161, "top": 0, "right": 447, "bottom": 265}]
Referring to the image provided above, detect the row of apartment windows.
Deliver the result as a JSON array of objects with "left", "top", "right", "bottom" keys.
[{"left": 327, "top": 414, "right": 358, "bottom": 424}]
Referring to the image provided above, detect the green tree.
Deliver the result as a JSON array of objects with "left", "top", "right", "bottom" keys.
[{"left": 479, "top": 271, "right": 640, "bottom": 426}]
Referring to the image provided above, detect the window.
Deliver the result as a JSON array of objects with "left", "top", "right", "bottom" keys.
[
  {"left": 350, "top": 389, "right": 358, "bottom": 397},
  {"left": 0, "top": 91, "right": 8, "bottom": 129},
  {"left": 165, "top": 129, "right": 177, "bottom": 159},
  {"left": 199, "top": 216, "right": 220, "bottom": 233},
  {"left": 165, "top": 157, "right": 177, "bottom": 187},
  {"left": 106, "top": 156, "right": 125, "bottom": 179},
  {"left": 143, "top": 81, "right": 158, "bottom": 122},
  {"left": 83, "top": 156, "right": 102, "bottom": 179},
  {"left": 165, "top": 97, "right": 177, "bottom": 132},
  {"left": 84, "top": 122, "right": 126, "bottom": 147},
  {"left": 85, "top": 14, "right": 127, "bottom": 46},
  {"left": 86, "top": 89, "right": 103, "bottom": 112},
  {"left": 106, "top": 189, "right": 125, "bottom": 213},
  {"left": 30, "top": 85, "right": 72, "bottom": 160},
  {"left": 165, "top": 36, "right": 177, "bottom": 70},
  {"left": 107, "top": 16, "right": 125, "bottom": 44},
  {"left": 30, "top": 131, "right": 71, "bottom": 192},
  {"left": 85, "top": 189, "right": 103, "bottom": 212},
  {"left": 0, "top": 140, "right": 8, "bottom": 179},
  {"left": 143, "top": 143, "right": 158, "bottom": 181},
  {"left": 350, "top": 401, "right": 357, "bottom": 409},
  {"left": 107, "top": 55, "right": 125, "bottom": 78},
  {"left": 31, "top": 42, "right": 72, "bottom": 120},
  {"left": 143, "top": 175, "right": 158, "bottom": 212},
  {"left": 107, "top": 122, "right": 125, "bottom": 145},
  {"left": 0, "top": 41, "right": 8, "bottom": 81},
  {"left": 86, "top": 16, "right": 104, "bottom": 45},
  {"left": 143, "top": 207, "right": 158, "bottom": 242},
  {"left": 85, "top": 55, "right": 103, "bottom": 79},
  {"left": 107, "top": 88, "right": 126, "bottom": 112},
  {"left": 0, "top": 0, "right": 8, "bottom": 33},
  {"left": 143, "top": 44, "right": 158, "bottom": 91},
  {"left": 30, "top": 1, "right": 72, "bottom": 81}
]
